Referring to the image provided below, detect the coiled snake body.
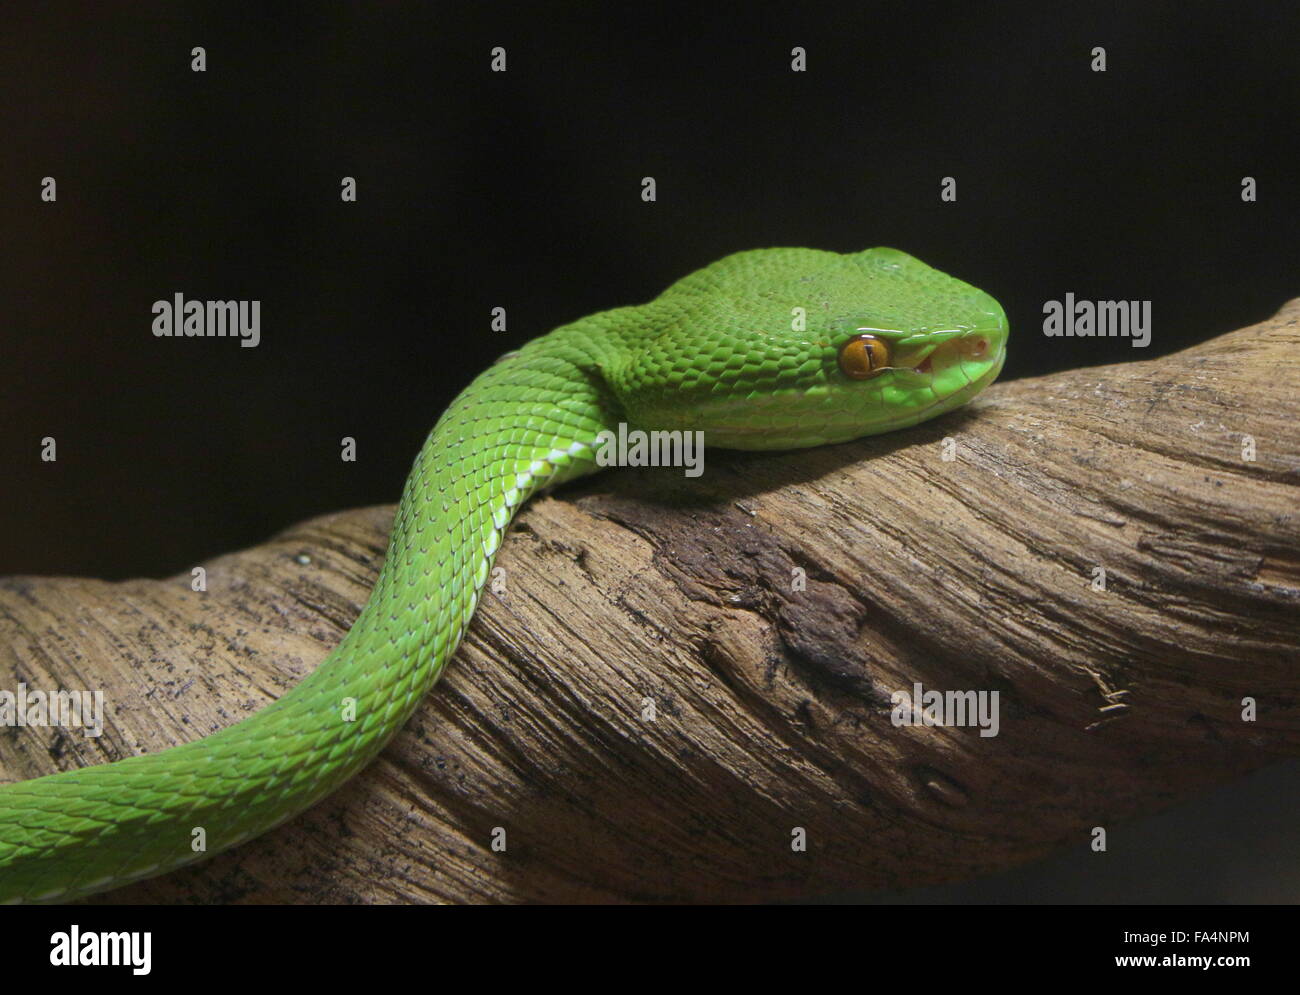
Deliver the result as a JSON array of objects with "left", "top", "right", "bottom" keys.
[{"left": 0, "top": 247, "right": 1008, "bottom": 901}]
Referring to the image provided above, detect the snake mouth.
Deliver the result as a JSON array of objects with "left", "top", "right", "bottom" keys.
[
  {"left": 856, "top": 334, "right": 1005, "bottom": 436},
  {"left": 876, "top": 331, "right": 999, "bottom": 389},
  {"left": 912, "top": 332, "right": 993, "bottom": 376}
]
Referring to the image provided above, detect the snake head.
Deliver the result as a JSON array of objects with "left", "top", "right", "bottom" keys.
[{"left": 607, "top": 247, "right": 1009, "bottom": 450}]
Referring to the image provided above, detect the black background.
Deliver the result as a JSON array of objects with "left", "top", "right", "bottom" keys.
[{"left": 1, "top": 3, "right": 1297, "bottom": 903}]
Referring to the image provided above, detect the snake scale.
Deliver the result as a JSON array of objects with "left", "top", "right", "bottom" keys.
[{"left": 0, "top": 247, "right": 1008, "bottom": 902}]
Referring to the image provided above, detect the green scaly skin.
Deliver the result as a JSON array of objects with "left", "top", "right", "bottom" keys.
[{"left": 0, "top": 247, "right": 1008, "bottom": 902}]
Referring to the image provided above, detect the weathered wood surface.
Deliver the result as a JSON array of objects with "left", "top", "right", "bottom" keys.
[{"left": 3, "top": 301, "right": 1298, "bottom": 903}]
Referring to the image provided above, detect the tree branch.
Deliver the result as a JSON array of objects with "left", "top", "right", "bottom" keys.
[{"left": 3, "top": 300, "right": 1298, "bottom": 903}]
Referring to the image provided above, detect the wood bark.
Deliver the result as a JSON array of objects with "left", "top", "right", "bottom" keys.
[{"left": 3, "top": 301, "right": 1298, "bottom": 903}]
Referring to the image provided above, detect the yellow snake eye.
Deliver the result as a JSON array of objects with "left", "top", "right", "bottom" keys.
[{"left": 838, "top": 334, "right": 891, "bottom": 380}]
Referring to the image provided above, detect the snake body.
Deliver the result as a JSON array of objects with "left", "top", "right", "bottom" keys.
[{"left": 0, "top": 247, "right": 1007, "bottom": 901}]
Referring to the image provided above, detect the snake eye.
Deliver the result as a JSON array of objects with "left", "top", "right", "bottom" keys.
[{"left": 838, "top": 334, "right": 891, "bottom": 380}]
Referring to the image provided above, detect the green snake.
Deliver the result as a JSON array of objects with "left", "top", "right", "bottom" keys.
[{"left": 0, "top": 247, "right": 1008, "bottom": 902}]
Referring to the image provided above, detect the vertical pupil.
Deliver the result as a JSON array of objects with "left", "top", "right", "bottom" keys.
[{"left": 840, "top": 335, "right": 888, "bottom": 379}]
